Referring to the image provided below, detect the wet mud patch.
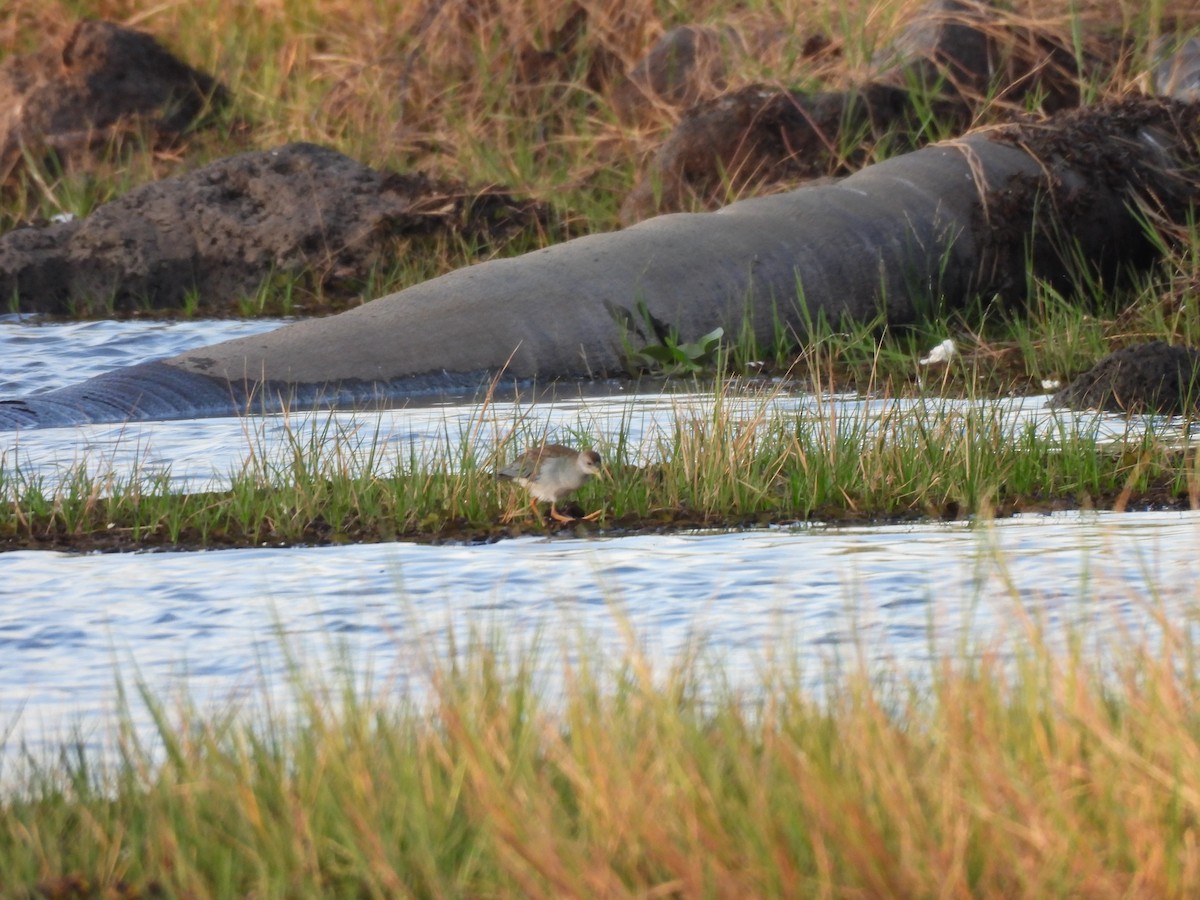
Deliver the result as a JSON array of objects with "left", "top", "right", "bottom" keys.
[
  {"left": 972, "top": 96, "right": 1200, "bottom": 301},
  {"left": 3, "top": 479, "right": 1195, "bottom": 554}
]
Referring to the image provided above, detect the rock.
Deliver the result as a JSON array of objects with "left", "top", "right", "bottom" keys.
[
  {"left": 0, "top": 143, "right": 551, "bottom": 315},
  {"left": 618, "top": 81, "right": 930, "bottom": 224},
  {"left": 873, "top": 0, "right": 1079, "bottom": 108},
  {"left": 1050, "top": 341, "right": 1200, "bottom": 416},
  {"left": 0, "top": 19, "right": 228, "bottom": 180},
  {"left": 872, "top": 0, "right": 990, "bottom": 91}
]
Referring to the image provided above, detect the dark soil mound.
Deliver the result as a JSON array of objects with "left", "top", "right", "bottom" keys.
[
  {"left": 610, "top": 25, "right": 736, "bottom": 124},
  {"left": 1050, "top": 341, "right": 1200, "bottom": 416},
  {"left": 0, "top": 19, "right": 227, "bottom": 180},
  {"left": 620, "top": 0, "right": 1083, "bottom": 222},
  {"left": 619, "top": 81, "right": 937, "bottom": 223},
  {"left": 0, "top": 142, "right": 552, "bottom": 316}
]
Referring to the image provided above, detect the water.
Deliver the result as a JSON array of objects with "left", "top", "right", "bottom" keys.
[
  {"left": 0, "top": 316, "right": 1197, "bottom": 770},
  {"left": 0, "top": 315, "right": 284, "bottom": 396}
]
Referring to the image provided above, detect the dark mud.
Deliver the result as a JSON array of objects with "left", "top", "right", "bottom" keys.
[
  {"left": 0, "top": 19, "right": 226, "bottom": 182},
  {"left": 4, "top": 478, "right": 1195, "bottom": 554},
  {"left": 1052, "top": 340, "right": 1200, "bottom": 416},
  {"left": 0, "top": 143, "right": 553, "bottom": 316},
  {"left": 977, "top": 97, "right": 1200, "bottom": 299},
  {"left": 621, "top": 0, "right": 1085, "bottom": 221}
]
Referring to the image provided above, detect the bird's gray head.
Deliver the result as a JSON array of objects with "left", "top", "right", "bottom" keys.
[{"left": 578, "top": 450, "right": 602, "bottom": 477}]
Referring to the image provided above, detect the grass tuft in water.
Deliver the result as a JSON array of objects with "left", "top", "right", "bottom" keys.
[{"left": 0, "top": 380, "right": 1196, "bottom": 550}]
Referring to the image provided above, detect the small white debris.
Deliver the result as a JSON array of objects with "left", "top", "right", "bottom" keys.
[
  {"left": 50, "top": 212, "right": 75, "bottom": 224},
  {"left": 1041, "top": 378, "right": 1062, "bottom": 391},
  {"left": 919, "top": 338, "right": 957, "bottom": 366}
]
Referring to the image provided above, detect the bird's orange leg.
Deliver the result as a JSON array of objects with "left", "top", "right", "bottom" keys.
[
  {"left": 580, "top": 508, "right": 603, "bottom": 521},
  {"left": 549, "top": 502, "right": 577, "bottom": 524},
  {"left": 531, "top": 498, "right": 548, "bottom": 526}
]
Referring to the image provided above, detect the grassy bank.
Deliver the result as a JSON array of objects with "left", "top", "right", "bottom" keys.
[
  {"left": 1, "top": 379, "right": 1196, "bottom": 551},
  {"left": 3, "top": 603, "right": 1200, "bottom": 896}
]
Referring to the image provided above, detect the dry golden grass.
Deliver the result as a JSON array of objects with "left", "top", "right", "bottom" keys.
[
  {"left": 0, "top": 0, "right": 1192, "bottom": 313},
  {"left": 6, "top": 608, "right": 1200, "bottom": 895},
  {"left": 3, "top": 0, "right": 1183, "bottom": 223}
]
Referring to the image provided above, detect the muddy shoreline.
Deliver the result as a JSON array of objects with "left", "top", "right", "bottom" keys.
[{"left": 5, "top": 483, "right": 1195, "bottom": 554}]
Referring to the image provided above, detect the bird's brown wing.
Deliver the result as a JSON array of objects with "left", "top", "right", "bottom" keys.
[
  {"left": 496, "top": 448, "right": 540, "bottom": 480},
  {"left": 496, "top": 444, "right": 572, "bottom": 480}
]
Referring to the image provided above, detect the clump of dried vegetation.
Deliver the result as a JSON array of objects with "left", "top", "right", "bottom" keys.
[{"left": 5, "top": 611, "right": 1200, "bottom": 896}]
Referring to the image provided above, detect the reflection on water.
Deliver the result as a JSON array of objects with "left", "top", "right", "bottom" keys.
[
  {"left": 0, "top": 315, "right": 286, "bottom": 397},
  {"left": 0, "top": 318, "right": 1198, "bottom": 772}
]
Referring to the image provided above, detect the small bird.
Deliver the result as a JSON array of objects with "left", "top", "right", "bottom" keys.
[{"left": 496, "top": 443, "right": 603, "bottom": 524}]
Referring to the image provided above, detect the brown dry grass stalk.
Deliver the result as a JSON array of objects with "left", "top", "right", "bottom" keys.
[
  {"left": 6, "top": 583, "right": 1200, "bottom": 893},
  {"left": 2, "top": 0, "right": 1172, "bottom": 199},
  {"left": 424, "top": 634, "right": 1200, "bottom": 896}
]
